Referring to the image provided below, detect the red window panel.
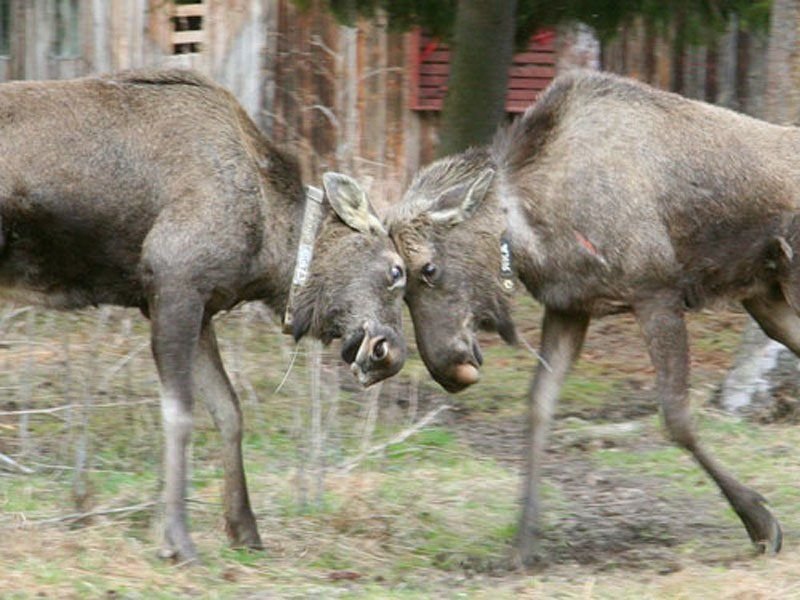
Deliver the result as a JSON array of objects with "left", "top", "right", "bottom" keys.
[{"left": 408, "top": 28, "right": 556, "bottom": 113}]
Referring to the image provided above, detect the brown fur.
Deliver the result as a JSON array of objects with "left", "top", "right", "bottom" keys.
[
  {"left": 0, "top": 69, "right": 406, "bottom": 562},
  {"left": 388, "top": 70, "right": 797, "bottom": 565}
]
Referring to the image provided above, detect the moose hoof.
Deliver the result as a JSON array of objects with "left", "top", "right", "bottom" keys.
[
  {"left": 749, "top": 513, "right": 783, "bottom": 555},
  {"left": 735, "top": 495, "right": 783, "bottom": 555}
]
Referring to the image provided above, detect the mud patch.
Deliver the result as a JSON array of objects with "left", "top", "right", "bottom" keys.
[{"left": 454, "top": 416, "right": 749, "bottom": 573}]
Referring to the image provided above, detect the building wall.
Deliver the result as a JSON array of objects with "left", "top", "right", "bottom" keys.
[
  {"left": 0, "top": 0, "right": 268, "bottom": 117},
  {"left": 0, "top": 2, "right": 766, "bottom": 204},
  {"left": 265, "top": 0, "right": 426, "bottom": 207}
]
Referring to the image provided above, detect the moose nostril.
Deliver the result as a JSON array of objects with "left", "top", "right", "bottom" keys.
[
  {"left": 371, "top": 337, "right": 389, "bottom": 362},
  {"left": 472, "top": 340, "right": 484, "bottom": 366}
]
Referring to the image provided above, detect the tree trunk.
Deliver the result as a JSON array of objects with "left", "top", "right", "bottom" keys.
[
  {"left": 719, "top": 0, "right": 800, "bottom": 417},
  {"left": 437, "top": 0, "right": 517, "bottom": 157},
  {"left": 764, "top": 0, "right": 800, "bottom": 125}
]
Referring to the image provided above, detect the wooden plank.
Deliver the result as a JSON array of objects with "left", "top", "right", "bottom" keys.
[
  {"left": 507, "top": 99, "right": 539, "bottom": 112},
  {"left": 513, "top": 51, "right": 556, "bottom": 63},
  {"left": 415, "top": 98, "right": 441, "bottom": 110},
  {"left": 509, "top": 64, "right": 556, "bottom": 78},
  {"left": 418, "top": 74, "right": 448, "bottom": 87},
  {"left": 419, "top": 49, "right": 451, "bottom": 63},
  {"left": 172, "top": 30, "right": 204, "bottom": 45},
  {"left": 406, "top": 27, "right": 421, "bottom": 111},
  {"left": 419, "top": 86, "right": 446, "bottom": 98},
  {"left": 173, "top": 4, "right": 206, "bottom": 18},
  {"left": 419, "top": 63, "right": 450, "bottom": 75},
  {"left": 385, "top": 29, "right": 408, "bottom": 189},
  {"left": 506, "top": 89, "right": 538, "bottom": 101},
  {"left": 507, "top": 77, "right": 553, "bottom": 90}
]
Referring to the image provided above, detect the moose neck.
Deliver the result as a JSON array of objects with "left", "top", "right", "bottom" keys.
[
  {"left": 494, "top": 168, "right": 546, "bottom": 292},
  {"left": 239, "top": 180, "right": 319, "bottom": 321}
]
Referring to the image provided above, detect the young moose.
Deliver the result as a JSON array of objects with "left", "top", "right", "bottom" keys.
[
  {"left": 387, "top": 70, "right": 797, "bottom": 565},
  {"left": 0, "top": 69, "right": 407, "bottom": 562}
]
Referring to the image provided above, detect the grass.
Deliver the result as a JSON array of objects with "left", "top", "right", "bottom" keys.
[{"left": 2, "top": 301, "right": 800, "bottom": 598}]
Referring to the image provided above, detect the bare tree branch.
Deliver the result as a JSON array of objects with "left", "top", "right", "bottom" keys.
[
  {"left": 0, "top": 451, "right": 34, "bottom": 474},
  {"left": 0, "top": 398, "right": 157, "bottom": 417},
  {"left": 338, "top": 404, "right": 451, "bottom": 473}
]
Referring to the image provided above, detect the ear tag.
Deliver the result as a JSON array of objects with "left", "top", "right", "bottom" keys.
[
  {"left": 500, "top": 232, "right": 515, "bottom": 293},
  {"left": 283, "top": 185, "right": 325, "bottom": 334}
]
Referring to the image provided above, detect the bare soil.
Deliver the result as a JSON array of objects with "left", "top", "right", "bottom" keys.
[{"left": 416, "top": 304, "right": 768, "bottom": 575}]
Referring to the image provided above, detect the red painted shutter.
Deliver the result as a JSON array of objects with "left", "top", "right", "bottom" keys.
[{"left": 408, "top": 28, "right": 556, "bottom": 113}]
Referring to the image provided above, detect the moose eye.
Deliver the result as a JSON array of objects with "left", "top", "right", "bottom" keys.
[
  {"left": 421, "top": 262, "right": 437, "bottom": 283},
  {"left": 390, "top": 265, "right": 403, "bottom": 282},
  {"left": 389, "top": 264, "right": 405, "bottom": 288}
]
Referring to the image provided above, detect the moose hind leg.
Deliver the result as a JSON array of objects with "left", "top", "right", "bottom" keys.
[
  {"left": 150, "top": 286, "right": 205, "bottom": 563},
  {"left": 194, "top": 322, "right": 263, "bottom": 549},
  {"left": 635, "top": 294, "right": 782, "bottom": 554}
]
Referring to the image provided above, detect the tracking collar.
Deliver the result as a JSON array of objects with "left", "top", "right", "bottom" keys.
[{"left": 282, "top": 185, "right": 326, "bottom": 334}]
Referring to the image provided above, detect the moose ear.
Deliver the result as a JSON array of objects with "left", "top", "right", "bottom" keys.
[
  {"left": 430, "top": 167, "right": 495, "bottom": 226},
  {"left": 323, "top": 172, "right": 385, "bottom": 234}
]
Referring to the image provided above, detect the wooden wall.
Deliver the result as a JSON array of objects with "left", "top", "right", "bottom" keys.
[
  {"left": 0, "top": 2, "right": 771, "bottom": 202},
  {"left": 265, "top": 0, "right": 429, "bottom": 207},
  {"left": 0, "top": 0, "right": 268, "bottom": 117}
]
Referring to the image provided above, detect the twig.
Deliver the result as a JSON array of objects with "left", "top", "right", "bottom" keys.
[
  {"left": 359, "top": 382, "right": 382, "bottom": 454},
  {"left": 274, "top": 346, "right": 301, "bottom": 394},
  {"left": 99, "top": 339, "right": 150, "bottom": 389},
  {"left": 309, "top": 342, "right": 324, "bottom": 507},
  {"left": 0, "top": 451, "right": 34, "bottom": 474},
  {"left": 338, "top": 404, "right": 451, "bottom": 473},
  {"left": 21, "top": 501, "right": 157, "bottom": 526},
  {"left": 302, "top": 104, "right": 340, "bottom": 129},
  {"left": 519, "top": 335, "right": 553, "bottom": 373},
  {"left": 0, "top": 398, "right": 157, "bottom": 417}
]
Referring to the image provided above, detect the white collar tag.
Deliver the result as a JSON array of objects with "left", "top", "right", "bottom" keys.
[
  {"left": 282, "top": 185, "right": 326, "bottom": 334},
  {"left": 500, "top": 232, "right": 515, "bottom": 293}
]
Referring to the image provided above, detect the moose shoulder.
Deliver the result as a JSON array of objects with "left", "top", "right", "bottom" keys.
[
  {"left": 387, "top": 70, "right": 797, "bottom": 565},
  {"left": 0, "top": 69, "right": 407, "bottom": 563}
]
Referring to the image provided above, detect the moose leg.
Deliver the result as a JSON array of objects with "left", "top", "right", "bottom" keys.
[
  {"left": 193, "top": 322, "right": 263, "bottom": 549},
  {"left": 516, "top": 308, "right": 589, "bottom": 566},
  {"left": 635, "top": 294, "right": 782, "bottom": 554},
  {"left": 150, "top": 287, "right": 205, "bottom": 563},
  {"left": 743, "top": 292, "right": 800, "bottom": 355}
]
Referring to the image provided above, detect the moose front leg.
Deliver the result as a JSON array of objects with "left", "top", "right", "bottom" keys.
[
  {"left": 193, "top": 323, "right": 262, "bottom": 550},
  {"left": 516, "top": 308, "right": 589, "bottom": 567},
  {"left": 635, "top": 293, "right": 782, "bottom": 554}
]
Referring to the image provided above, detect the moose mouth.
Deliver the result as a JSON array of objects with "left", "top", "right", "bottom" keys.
[{"left": 438, "top": 339, "right": 484, "bottom": 393}]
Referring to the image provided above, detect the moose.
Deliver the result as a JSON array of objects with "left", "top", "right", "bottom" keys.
[
  {"left": 387, "top": 70, "right": 797, "bottom": 565},
  {"left": 0, "top": 69, "right": 407, "bottom": 563}
]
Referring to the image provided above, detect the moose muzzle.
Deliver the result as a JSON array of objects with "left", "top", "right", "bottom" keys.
[{"left": 342, "top": 321, "right": 406, "bottom": 387}]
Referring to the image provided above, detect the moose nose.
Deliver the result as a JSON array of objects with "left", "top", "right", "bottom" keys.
[
  {"left": 370, "top": 337, "right": 389, "bottom": 362},
  {"left": 349, "top": 323, "right": 406, "bottom": 387}
]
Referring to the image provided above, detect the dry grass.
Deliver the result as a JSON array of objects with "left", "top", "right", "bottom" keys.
[{"left": 2, "top": 300, "right": 800, "bottom": 599}]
